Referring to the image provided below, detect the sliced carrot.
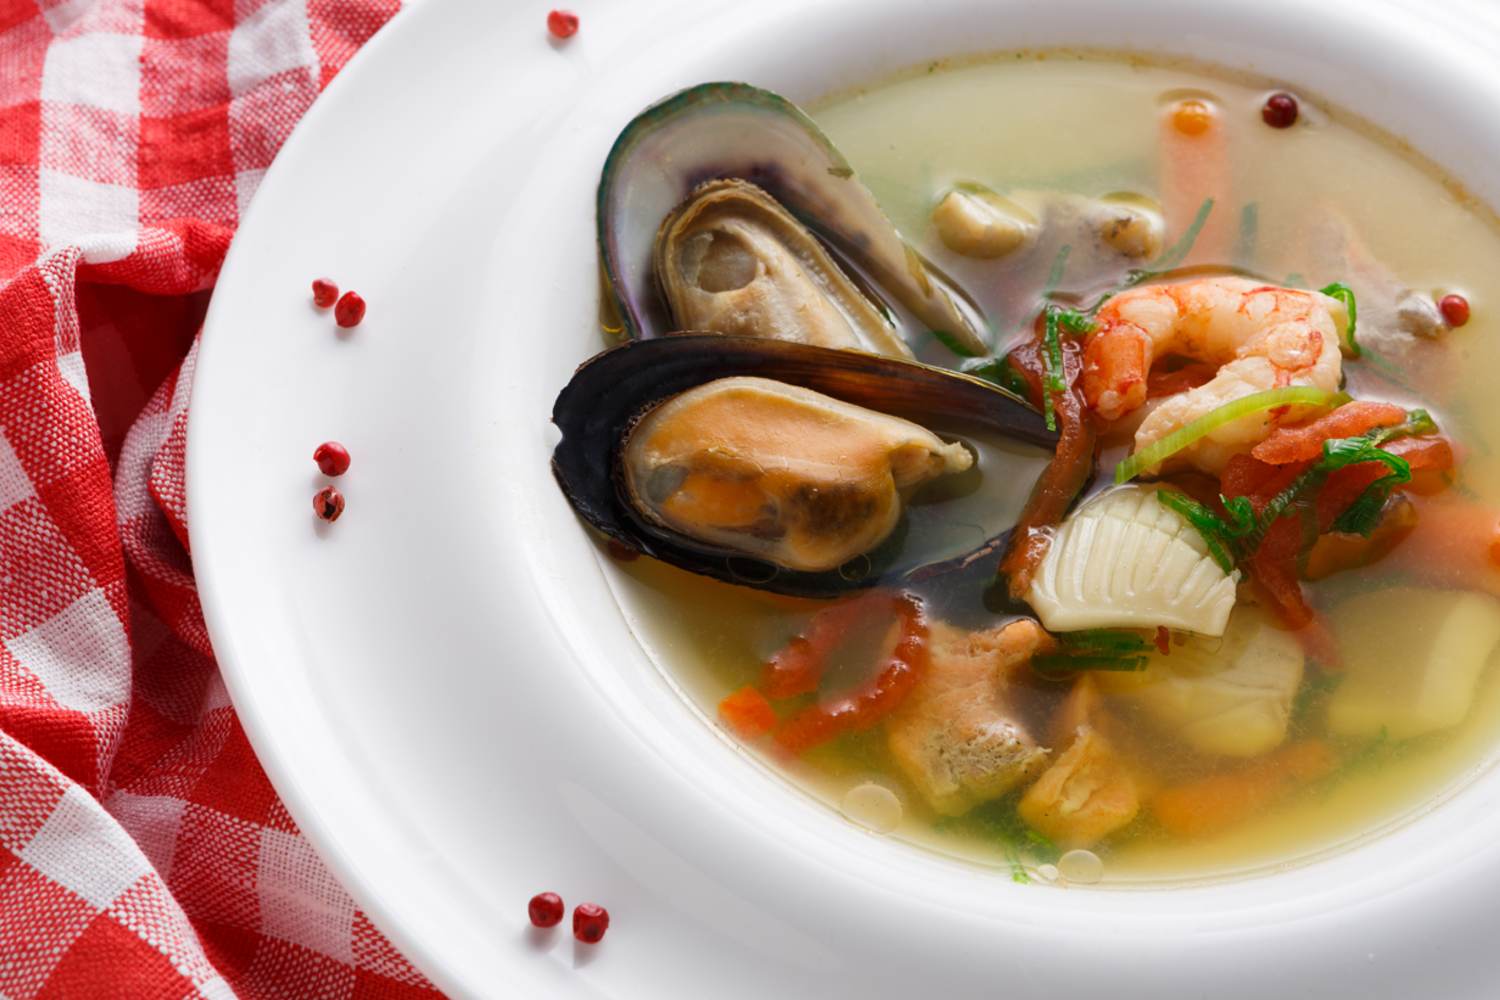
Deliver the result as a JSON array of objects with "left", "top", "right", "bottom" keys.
[
  {"left": 718, "top": 686, "right": 776, "bottom": 739},
  {"left": 1151, "top": 740, "right": 1337, "bottom": 838},
  {"left": 1250, "top": 401, "right": 1406, "bottom": 465},
  {"left": 1382, "top": 497, "right": 1500, "bottom": 592}
]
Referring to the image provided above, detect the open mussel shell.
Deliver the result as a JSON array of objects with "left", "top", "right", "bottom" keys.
[
  {"left": 653, "top": 178, "right": 916, "bottom": 358},
  {"left": 551, "top": 334, "right": 1056, "bottom": 597},
  {"left": 598, "top": 82, "right": 989, "bottom": 355}
]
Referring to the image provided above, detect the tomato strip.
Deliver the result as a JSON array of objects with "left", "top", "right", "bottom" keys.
[
  {"left": 762, "top": 590, "right": 893, "bottom": 699},
  {"left": 773, "top": 595, "right": 928, "bottom": 755},
  {"left": 999, "top": 324, "right": 1097, "bottom": 599},
  {"left": 1250, "top": 401, "right": 1406, "bottom": 465}
]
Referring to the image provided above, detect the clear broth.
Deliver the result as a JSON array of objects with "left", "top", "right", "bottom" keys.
[{"left": 600, "top": 53, "right": 1500, "bottom": 884}]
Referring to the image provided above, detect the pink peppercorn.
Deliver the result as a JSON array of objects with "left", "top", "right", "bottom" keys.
[
  {"left": 572, "top": 902, "right": 609, "bottom": 943},
  {"left": 312, "top": 278, "right": 339, "bottom": 308},
  {"left": 313, "top": 441, "right": 351, "bottom": 477},
  {"left": 1262, "top": 92, "right": 1299, "bottom": 129},
  {"left": 334, "top": 291, "right": 366, "bottom": 328},
  {"left": 313, "top": 486, "right": 345, "bottom": 522},
  {"left": 528, "top": 892, "right": 564, "bottom": 928},
  {"left": 1440, "top": 293, "right": 1471, "bottom": 328},
  {"left": 547, "top": 9, "right": 579, "bottom": 38}
]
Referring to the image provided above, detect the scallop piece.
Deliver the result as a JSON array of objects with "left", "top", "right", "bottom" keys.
[
  {"left": 1327, "top": 587, "right": 1500, "bottom": 739},
  {"left": 622, "top": 377, "right": 971, "bottom": 573},
  {"left": 655, "top": 179, "right": 912, "bottom": 357},
  {"left": 931, "top": 184, "right": 1039, "bottom": 259},
  {"left": 1026, "top": 485, "right": 1238, "bottom": 636},
  {"left": 1088, "top": 193, "right": 1165, "bottom": 259},
  {"left": 1396, "top": 290, "right": 1446, "bottom": 339},
  {"left": 1097, "top": 606, "right": 1304, "bottom": 758}
]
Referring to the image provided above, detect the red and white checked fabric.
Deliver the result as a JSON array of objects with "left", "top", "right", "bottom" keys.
[{"left": 0, "top": 0, "right": 445, "bottom": 996}]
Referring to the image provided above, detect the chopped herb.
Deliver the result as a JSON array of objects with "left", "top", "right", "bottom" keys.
[
  {"left": 1033, "top": 652, "right": 1149, "bottom": 674},
  {"left": 1148, "top": 196, "right": 1215, "bottom": 272},
  {"left": 937, "top": 795, "right": 1059, "bottom": 882},
  {"left": 1058, "top": 629, "right": 1151, "bottom": 654},
  {"left": 1357, "top": 345, "right": 1419, "bottom": 392},
  {"left": 1235, "top": 202, "right": 1259, "bottom": 267},
  {"left": 929, "top": 328, "right": 980, "bottom": 358},
  {"left": 1342, "top": 726, "right": 1393, "bottom": 774},
  {"left": 1290, "top": 670, "right": 1343, "bottom": 730},
  {"left": 1324, "top": 446, "right": 1410, "bottom": 535},
  {"left": 1259, "top": 411, "right": 1432, "bottom": 540},
  {"left": 1157, "top": 490, "right": 1251, "bottom": 574},
  {"left": 1037, "top": 304, "right": 1094, "bottom": 433},
  {"left": 1313, "top": 727, "right": 1397, "bottom": 797},
  {"left": 1034, "top": 629, "right": 1152, "bottom": 675},
  {"left": 826, "top": 165, "right": 854, "bottom": 179},
  {"left": 1041, "top": 311, "right": 1063, "bottom": 432},
  {"left": 1157, "top": 409, "right": 1438, "bottom": 572},
  {"left": 962, "top": 355, "right": 1031, "bottom": 398},
  {"left": 1038, "top": 302, "right": 1098, "bottom": 431},
  {"left": 1055, "top": 308, "right": 1093, "bottom": 334},
  {"left": 1044, "top": 243, "right": 1072, "bottom": 292},
  {"left": 1319, "top": 282, "right": 1359, "bottom": 357}
]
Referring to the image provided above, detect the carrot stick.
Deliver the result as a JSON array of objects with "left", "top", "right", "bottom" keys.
[
  {"left": 1159, "top": 99, "right": 1233, "bottom": 265},
  {"left": 718, "top": 686, "right": 776, "bottom": 739},
  {"left": 1383, "top": 496, "right": 1500, "bottom": 595},
  {"left": 1151, "top": 741, "right": 1337, "bottom": 838}
]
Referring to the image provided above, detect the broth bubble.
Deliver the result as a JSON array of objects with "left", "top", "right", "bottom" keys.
[
  {"left": 841, "top": 782, "right": 903, "bottom": 833},
  {"left": 1058, "top": 849, "right": 1104, "bottom": 884}
]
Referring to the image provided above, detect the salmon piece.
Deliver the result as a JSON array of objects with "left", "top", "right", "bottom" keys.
[
  {"left": 886, "top": 619, "right": 1050, "bottom": 816},
  {"left": 1018, "top": 724, "right": 1140, "bottom": 849},
  {"left": 1049, "top": 673, "right": 1105, "bottom": 747}
]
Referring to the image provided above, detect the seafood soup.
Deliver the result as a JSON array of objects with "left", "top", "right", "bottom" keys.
[{"left": 552, "top": 53, "right": 1500, "bottom": 883}]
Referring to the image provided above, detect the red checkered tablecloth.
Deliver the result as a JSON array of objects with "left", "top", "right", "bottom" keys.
[{"left": 0, "top": 0, "right": 444, "bottom": 995}]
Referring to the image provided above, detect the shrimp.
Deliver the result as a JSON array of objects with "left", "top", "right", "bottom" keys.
[{"left": 1083, "top": 276, "right": 1346, "bottom": 473}]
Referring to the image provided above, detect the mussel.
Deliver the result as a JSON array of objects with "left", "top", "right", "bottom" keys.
[
  {"left": 654, "top": 179, "right": 914, "bottom": 357},
  {"left": 623, "top": 376, "right": 971, "bottom": 572},
  {"left": 598, "top": 82, "right": 990, "bottom": 357},
  {"left": 551, "top": 335, "right": 1056, "bottom": 597}
]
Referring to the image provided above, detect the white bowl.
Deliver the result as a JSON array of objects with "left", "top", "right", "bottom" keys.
[{"left": 189, "top": 0, "right": 1500, "bottom": 995}]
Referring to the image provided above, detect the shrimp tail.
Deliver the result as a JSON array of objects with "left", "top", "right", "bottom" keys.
[{"left": 1083, "top": 321, "right": 1152, "bottom": 421}]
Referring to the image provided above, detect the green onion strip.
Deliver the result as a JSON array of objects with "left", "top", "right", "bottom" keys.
[{"left": 1114, "top": 386, "right": 1349, "bottom": 483}]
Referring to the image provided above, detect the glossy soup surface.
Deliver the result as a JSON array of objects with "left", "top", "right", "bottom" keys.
[{"left": 599, "top": 54, "right": 1500, "bottom": 884}]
